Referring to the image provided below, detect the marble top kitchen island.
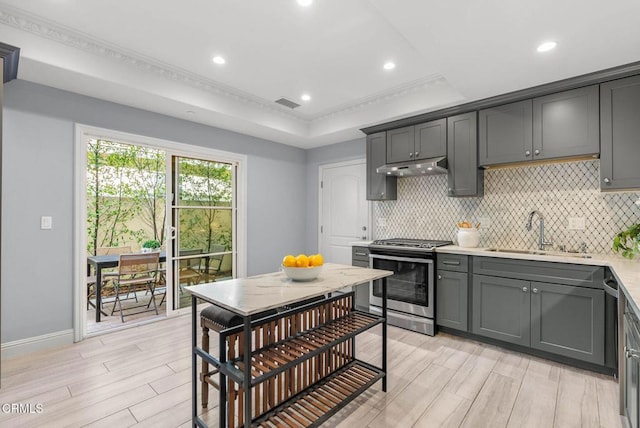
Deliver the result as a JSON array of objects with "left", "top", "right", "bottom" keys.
[
  {"left": 185, "top": 262, "right": 392, "bottom": 315},
  {"left": 185, "top": 262, "right": 393, "bottom": 428}
]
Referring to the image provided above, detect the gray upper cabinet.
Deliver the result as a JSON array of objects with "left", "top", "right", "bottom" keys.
[
  {"left": 532, "top": 85, "right": 600, "bottom": 160},
  {"left": 479, "top": 100, "right": 533, "bottom": 166},
  {"left": 386, "top": 126, "right": 414, "bottom": 164},
  {"left": 386, "top": 119, "right": 446, "bottom": 164},
  {"left": 530, "top": 281, "right": 604, "bottom": 365},
  {"left": 366, "top": 132, "right": 396, "bottom": 200},
  {"left": 415, "top": 119, "right": 447, "bottom": 160},
  {"left": 478, "top": 85, "right": 599, "bottom": 167},
  {"left": 447, "top": 112, "right": 483, "bottom": 197},
  {"left": 600, "top": 75, "right": 640, "bottom": 190}
]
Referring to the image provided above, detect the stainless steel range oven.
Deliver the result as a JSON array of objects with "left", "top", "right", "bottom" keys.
[{"left": 369, "top": 238, "right": 452, "bottom": 336}]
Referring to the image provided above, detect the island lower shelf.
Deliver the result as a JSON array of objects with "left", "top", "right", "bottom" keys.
[
  {"left": 208, "top": 292, "right": 387, "bottom": 427},
  {"left": 221, "top": 309, "right": 383, "bottom": 387},
  {"left": 253, "top": 360, "right": 384, "bottom": 428}
]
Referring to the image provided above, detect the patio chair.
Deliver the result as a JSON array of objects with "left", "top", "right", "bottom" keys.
[
  {"left": 198, "top": 244, "right": 226, "bottom": 282},
  {"left": 110, "top": 252, "right": 160, "bottom": 322},
  {"left": 88, "top": 246, "right": 133, "bottom": 308},
  {"left": 179, "top": 248, "right": 204, "bottom": 289}
]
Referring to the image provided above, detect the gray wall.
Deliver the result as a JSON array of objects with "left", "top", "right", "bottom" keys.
[
  {"left": 305, "top": 139, "right": 366, "bottom": 253},
  {"left": 1, "top": 80, "right": 311, "bottom": 342}
]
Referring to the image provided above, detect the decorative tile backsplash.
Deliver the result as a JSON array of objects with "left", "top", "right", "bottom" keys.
[{"left": 373, "top": 160, "right": 640, "bottom": 254}]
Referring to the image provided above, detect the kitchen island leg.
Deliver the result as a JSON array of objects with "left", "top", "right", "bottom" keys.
[
  {"left": 382, "top": 277, "right": 387, "bottom": 392},
  {"left": 243, "top": 314, "right": 252, "bottom": 426},
  {"left": 191, "top": 296, "right": 198, "bottom": 427}
]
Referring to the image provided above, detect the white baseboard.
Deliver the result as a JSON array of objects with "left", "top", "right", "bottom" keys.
[{"left": 1, "top": 329, "right": 75, "bottom": 360}]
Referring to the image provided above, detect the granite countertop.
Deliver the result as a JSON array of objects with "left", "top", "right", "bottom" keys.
[
  {"left": 437, "top": 245, "right": 640, "bottom": 315},
  {"left": 184, "top": 263, "right": 393, "bottom": 316}
]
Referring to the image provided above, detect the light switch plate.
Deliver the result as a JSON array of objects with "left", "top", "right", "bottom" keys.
[
  {"left": 40, "top": 216, "right": 53, "bottom": 230},
  {"left": 567, "top": 217, "right": 586, "bottom": 230}
]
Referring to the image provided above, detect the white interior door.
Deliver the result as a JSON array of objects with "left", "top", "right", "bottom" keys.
[{"left": 319, "top": 160, "right": 368, "bottom": 264}]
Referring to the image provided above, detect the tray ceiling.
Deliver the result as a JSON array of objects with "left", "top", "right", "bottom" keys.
[{"left": 0, "top": 0, "right": 639, "bottom": 148}]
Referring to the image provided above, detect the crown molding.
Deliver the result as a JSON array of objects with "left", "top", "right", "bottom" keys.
[
  {"left": 311, "top": 74, "right": 445, "bottom": 122},
  {"left": 0, "top": 4, "right": 307, "bottom": 122},
  {"left": 0, "top": 4, "right": 446, "bottom": 127}
]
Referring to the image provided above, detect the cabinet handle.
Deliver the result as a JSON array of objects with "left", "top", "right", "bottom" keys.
[
  {"left": 380, "top": 192, "right": 385, "bottom": 197},
  {"left": 415, "top": 151, "right": 419, "bottom": 157},
  {"left": 522, "top": 287, "right": 528, "bottom": 292},
  {"left": 625, "top": 346, "right": 640, "bottom": 360},
  {"left": 532, "top": 288, "right": 538, "bottom": 293},
  {"left": 437, "top": 275, "right": 442, "bottom": 280},
  {"left": 525, "top": 150, "right": 531, "bottom": 157},
  {"left": 603, "top": 178, "right": 611, "bottom": 184},
  {"left": 355, "top": 252, "right": 367, "bottom": 256},
  {"left": 409, "top": 152, "right": 414, "bottom": 158},
  {"left": 534, "top": 149, "right": 540, "bottom": 156},
  {"left": 442, "top": 260, "right": 461, "bottom": 266},
  {"left": 448, "top": 188, "right": 455, "bottom": 195}
]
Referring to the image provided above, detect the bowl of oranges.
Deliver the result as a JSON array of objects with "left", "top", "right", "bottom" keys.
[{"left": 282, "top": 253, "right": 324, "bottom": 281}]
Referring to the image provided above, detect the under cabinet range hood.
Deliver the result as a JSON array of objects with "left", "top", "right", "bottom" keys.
[{"left": 376, "top": 156, "right": 447, "bottom": 176}]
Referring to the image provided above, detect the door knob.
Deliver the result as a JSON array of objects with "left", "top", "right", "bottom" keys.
[
  {"left": 437, "top": 275, "right": 442, "bottom": 280},
  {"left": 522, "top": 287, "right": 528, "bottom": 292},
  {"left": 603, "top": 178, "right": 611, "bottom": 184},
  {"left": 409, "top": 152, "right": 414, "bottom": 158},
  {"left": 534, "top": 149, "right": 540, "bottom": 156},
  {"left": 525, "top": 150, "right": 531, "bottom": 157},
  {"left": 532, "top": 288, "right": 538, "bottom": 293}
]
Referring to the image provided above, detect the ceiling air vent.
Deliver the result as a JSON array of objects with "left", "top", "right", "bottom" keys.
[{"left": 274, "top": 97, "right": 301, "bottom": 109}]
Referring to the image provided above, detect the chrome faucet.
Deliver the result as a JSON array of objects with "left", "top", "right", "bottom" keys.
[{"left": 526, "top": 210, "right": 553, "bottom": 250}]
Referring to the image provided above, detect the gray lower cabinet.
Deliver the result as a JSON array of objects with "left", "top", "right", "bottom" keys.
[
  {"left": 600, "top": 74, "right": 640, "bottom": 191},
  {"left": 625, "top": 302, "right": 640, "bottom": 428},
  {"left": 472, "top": 275, "right": 531, "bottom": 346},
  {"left": 530, "top": 281, "right": 604, "bottom": 365},
  {"left": 366, "top": 132, "right": 396, "bottom": 201},
  {"left": 436, "top": 270, "right": 468, "bottom": 331},
  {"left": 472, "top": 260, "right": 606, "bottom": 365},
  {"left": 352, "top": 246, "right": 371, "bottom": 312},
  {"left": 447, "top": 112, "right": 483, "bottom": 197}
]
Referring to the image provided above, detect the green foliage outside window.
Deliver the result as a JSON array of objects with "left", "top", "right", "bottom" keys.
[{"left": 87, "top": 139, "right": 233, "bottom": 258}]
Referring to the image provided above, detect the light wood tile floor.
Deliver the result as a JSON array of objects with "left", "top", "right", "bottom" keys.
[{"left": 0, "top": 313, "right": 624, "bottom": 427}]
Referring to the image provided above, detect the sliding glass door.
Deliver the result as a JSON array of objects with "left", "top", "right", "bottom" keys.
[{"left": 170, "top": 155, "right": 236, "bottom": 309}]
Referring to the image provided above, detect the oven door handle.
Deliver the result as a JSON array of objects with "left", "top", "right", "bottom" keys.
[{"left": 369, "top": 254, "right": 434, "bottom": 264}]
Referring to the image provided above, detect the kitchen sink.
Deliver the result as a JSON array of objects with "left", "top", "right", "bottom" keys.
[{"left": 485, "top": 248, "right": 592, "bottom": 259}]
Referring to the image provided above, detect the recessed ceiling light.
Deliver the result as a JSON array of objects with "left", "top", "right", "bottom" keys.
[
  {"left": 212, "top": 56, "right": 226, "bottom": 65},
  {"left": 297, "top": 0, "right": 313, "bottom": 6},
  {"left": 301, "top": 94, "right": 311, "bottom": 101},
  {"left": 537, "top": 41, "right": 557, "bottom": 52},
  {"left": 383, "top": 62, "right": 396, "bottom": 70}
]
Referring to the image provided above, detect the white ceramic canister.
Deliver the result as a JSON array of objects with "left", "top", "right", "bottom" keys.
[{"left": 457, "top": 228, "right": 480, "bottom": 247}]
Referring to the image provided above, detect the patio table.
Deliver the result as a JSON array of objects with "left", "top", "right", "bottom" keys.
[{"left": 87, "top": 252, "right": 166, "bottom": 322}]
